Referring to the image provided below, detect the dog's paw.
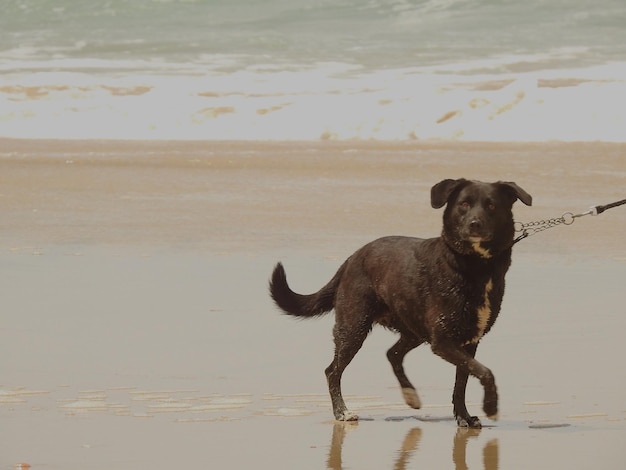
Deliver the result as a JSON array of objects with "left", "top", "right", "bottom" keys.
[
  {"left": 457, "top": 416, "right": 482, "bottom": 428},
  {"left": 336, "top": 411, "right": 359, "bottom": 422},
  {"left": 483, "top": 398, "right": 498, "bottom": 419},
  {"left": 402, "top": 387, "right": 422, "bottom": 409}
]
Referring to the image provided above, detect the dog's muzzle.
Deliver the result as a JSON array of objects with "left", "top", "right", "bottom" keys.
[{"left": 463, "top": 219, "right": 492, "bottom": 242}]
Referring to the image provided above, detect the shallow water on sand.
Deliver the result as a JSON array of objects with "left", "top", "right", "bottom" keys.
[{"left": 1, "top": 250, "right": 625, "bottom": 469}]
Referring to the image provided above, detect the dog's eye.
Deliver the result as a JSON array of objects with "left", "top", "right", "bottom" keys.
[
  {"left": 487, "top": 203, "right": 496, "bottom": 211},
  {"left": 460, "top": 201, "right": 470, "bottom": 210}
]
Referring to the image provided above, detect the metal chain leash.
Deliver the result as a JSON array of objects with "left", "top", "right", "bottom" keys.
[{"left": 513, "top": 198, "right": 626, "bottom": 245}]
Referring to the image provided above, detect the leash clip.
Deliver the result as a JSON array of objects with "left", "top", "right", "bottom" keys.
[{"left": 564, "top": 208, "right": 595, "bottom": 224}]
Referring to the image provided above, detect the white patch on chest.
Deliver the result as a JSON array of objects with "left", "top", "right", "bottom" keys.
[
  {"left": 466, "top": 278, "right": 493, "bottom": 345},
  {"left": 472, "top": 242, "right": 492, "bottom": 259}
]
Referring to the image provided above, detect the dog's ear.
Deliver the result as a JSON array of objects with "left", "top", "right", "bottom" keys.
[
  {"left": 497, "top": 181, "right": 532, "bottom": 206},
  {"left": 430, "top": 178, "right": 468, "bottom": 208}
]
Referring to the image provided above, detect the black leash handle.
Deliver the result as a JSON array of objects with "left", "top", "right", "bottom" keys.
[{"left": 593, "top": 198, "right": 626, "bottom": 215}]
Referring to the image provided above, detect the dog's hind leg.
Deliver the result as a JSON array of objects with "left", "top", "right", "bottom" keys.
[
  {"left": 387, "top": 335, "right": 424, "bottom": 409},
  {"left": 325, "top": 316, "right": 371, "bottom": 421}
]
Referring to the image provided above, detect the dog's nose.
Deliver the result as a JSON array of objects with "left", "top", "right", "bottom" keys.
[{"left": 469, "top": 219, "right": 483, "bottom": 231}]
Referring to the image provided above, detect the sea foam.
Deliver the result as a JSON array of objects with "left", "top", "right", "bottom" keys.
[{"left": 1, "top": 62, "right": 625, "bottom": 142}]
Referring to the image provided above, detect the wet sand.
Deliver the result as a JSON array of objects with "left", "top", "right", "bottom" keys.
[{"left": 1, "top": 139, "right": 625, "bottom": 469}]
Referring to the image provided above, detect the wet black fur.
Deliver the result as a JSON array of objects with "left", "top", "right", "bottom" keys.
[{"left": 269, "top": 179, "right": 532, "bottom": 427}]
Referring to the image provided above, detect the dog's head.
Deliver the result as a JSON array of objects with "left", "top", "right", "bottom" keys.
[{"left": 431, "top": 179, "right": 532, "bottom": 258}]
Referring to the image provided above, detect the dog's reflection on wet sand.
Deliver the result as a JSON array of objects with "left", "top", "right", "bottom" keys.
[
  {"left": 453, "top": 428, "right": 498, "bottom": 470},
  {"left": 327, "top": 421, "right": 499, "bottom": 470}
]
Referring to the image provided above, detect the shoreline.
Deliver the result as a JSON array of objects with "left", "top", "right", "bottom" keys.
[{"left": 1, "top": 138, "right": 624, "bottom": 259}]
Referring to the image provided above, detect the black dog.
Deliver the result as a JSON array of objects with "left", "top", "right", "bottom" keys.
[{"left": 269, "top": 179, "right": 532, "bottom": 427}]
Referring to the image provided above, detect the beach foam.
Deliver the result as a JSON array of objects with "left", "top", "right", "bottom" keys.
[{"left": 1, "top": 62, "right": 625, "bottom": 141}]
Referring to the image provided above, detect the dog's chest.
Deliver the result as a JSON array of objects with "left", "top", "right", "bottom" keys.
[
  {"left": 436, "top": 276, "right": 497, "bottom": 345},
  {"left": 465, "top": 278, "right": 493, "bottom": 345}
]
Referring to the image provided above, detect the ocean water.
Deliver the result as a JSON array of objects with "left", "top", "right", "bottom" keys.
[{"left": 1, "top": 0, "right": 625, "bottom": 141}]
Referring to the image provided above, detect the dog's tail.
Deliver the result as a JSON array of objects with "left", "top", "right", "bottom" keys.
[{"left": 269, "top": 262, "right": 345, "bottom": 318}]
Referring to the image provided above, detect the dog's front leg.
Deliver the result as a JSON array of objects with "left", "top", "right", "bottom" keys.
[
  {"left": 431, "top": 339, "right": 498, "bottom": 427},
  {"left": 451, "top": 343, "right": 483, "bottom": 428}
]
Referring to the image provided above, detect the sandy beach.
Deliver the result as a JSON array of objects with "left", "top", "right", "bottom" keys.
[{"left": 1, "top": 139, "right": 625, "bottom": 469}]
